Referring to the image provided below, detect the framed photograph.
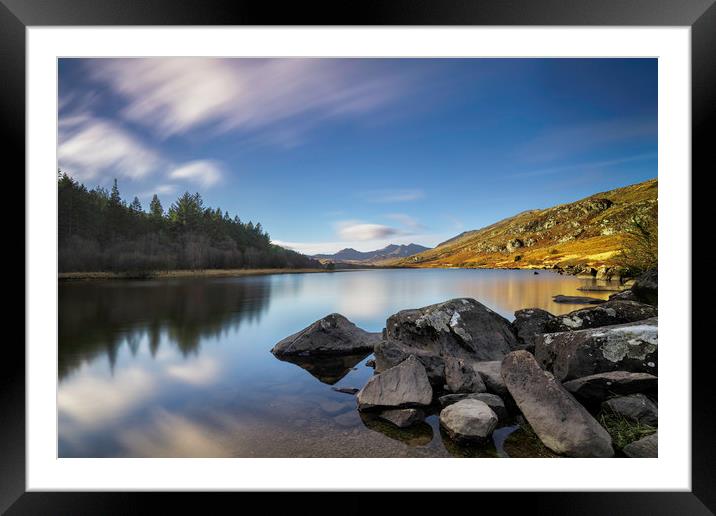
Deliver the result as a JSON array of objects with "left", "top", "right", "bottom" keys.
[{"left": 6, "top": 0, "right": 710, "bottom": 512}]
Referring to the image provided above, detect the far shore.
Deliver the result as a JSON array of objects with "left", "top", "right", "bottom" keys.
[
  {"left": 58, "top": 264, "right": 635, "bottom": 282},
  {"left": 58, "top": 268, "right": 362, "bottom": 281}
]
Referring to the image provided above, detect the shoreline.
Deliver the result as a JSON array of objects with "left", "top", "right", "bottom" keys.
[
  {"left": 58, "top": 268, "right": 352, "bottom": 281},
  {"left": 58, "top": 265, "right": 635, "bottom": 283}
]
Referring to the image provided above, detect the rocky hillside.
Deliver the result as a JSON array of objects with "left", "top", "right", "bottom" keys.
[
  {"left": 314, "top": 243, "right": 430, "bottom": 264},
  {"left": 392, "top": 179, "right": 657, "bottom": 273}
]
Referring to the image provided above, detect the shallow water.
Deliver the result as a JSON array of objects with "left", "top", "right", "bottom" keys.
[{"left": 58, "top": 268, "right": 612, "bottom": 457}]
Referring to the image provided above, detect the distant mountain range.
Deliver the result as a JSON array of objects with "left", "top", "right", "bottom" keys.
[
  {"left": 389, "top": 178, "right": 657, "bottom": 270},
  {"left": 313, "top": 243, "right": 431, "bottom": 264}
]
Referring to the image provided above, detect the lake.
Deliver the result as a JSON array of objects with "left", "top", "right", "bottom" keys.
[{"left": 58, "top": 268, "right": 614, "bottom": 457}]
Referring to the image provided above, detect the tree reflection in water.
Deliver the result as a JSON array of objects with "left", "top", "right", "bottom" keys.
[{"left": 59, "top": 278, "right": 271, "bottom": 380}]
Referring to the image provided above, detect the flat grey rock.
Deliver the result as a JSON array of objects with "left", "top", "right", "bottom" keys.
[
  {"left": 602, "top": 393, "right": 658, "bottom": 426},
  {"left": 562, "top": 371, "right": 657, "bottom": 403},
  {"left": 438, "top": 392, "right": 508, "bottom": 422},
  {"left": 272, "top": 313, "right": 380, "bottom": 357},
  {"left": 623, "top": 432, "right": 658, "bottom": 457},
  {"left": 356, "top": 355, "right": 433, "bottom": 411},
  {"left": 439, "top": 399, "right": 498, "bottom": 443},
  {"left": 501, "top": 350, "right": 614, "bottom": 457},
  {"left": 474, "top": 360, "right": 510, "bottom": 398},
  {"left": 444, "top": 357, "right": 487, "bottom": 394},
  {"left": 535, "top": 318, "right": 658, "bottom": 382}
]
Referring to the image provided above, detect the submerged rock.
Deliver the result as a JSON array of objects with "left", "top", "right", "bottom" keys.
[
  {"left": 632, "top": 269, "right": 658, "bottom": 306},
  {"left": 562, "top": 371, "right": 658, "bottom": 403},
  {"left": 602, "top": 394, "right": 658, "bottom": 426},
  {"left": 332, "top": 387, "right": 360, "bottom": 395},
  {"left": 374, "top": 298, "right": 519, "bottom": 385},
  {"left": 271, "top": 313, "right": 380, "bottom": 357},
  {"left": 501, "top": 351, "right": 614, "bottom": 457},
  {"left": 552, "top": 295, "right": 606, "bottom": 305},
  {"left": 535, "top": 318, "right": 658, "bottom": 382},
  {"left": 356, "top": 355, "right": 433, "bottom": 411},
  {"left": 360, "top": 413, "right": 434, "bottom": 446},
  {"left": 438, "top": 393, "right": 508, "bottom": 422},
  {"left": 444, "top": 357, "right": 487, "bottom": 394},
  {"left": 439, "top": 399, "right": 499, "bottom": 443},
  {"left": 377, "top": 408, "right": 425, "bottom": 428},
  {"left": 622, "top": 432, "right": 658, "bottom": 458}
]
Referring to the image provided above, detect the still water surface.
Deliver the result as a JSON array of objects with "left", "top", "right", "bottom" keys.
[{"left": 59, "top": 268, "right": 612, "bottom": 457}]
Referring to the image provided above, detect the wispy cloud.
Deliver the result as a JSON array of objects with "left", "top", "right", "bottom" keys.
[
  {"left": 58, "top": 115, "right": 164, "bottom": 182},
  {"left": 517, "top": 117, "right": 657, "bottom": 163},
  {"left": 358, "top": 188, "right": 425, "bottom": 203},
  {"left": 169, "top": 160, "right": 224, "bottom": 188},
  {"left": 512, "top": 152, "right": 657, "bottom": 178},
  {"left": 386, "top": 213, "right": 426, "bottom": 230},
  {"left": 59, "top": 106, "right": 226, "bottom": 191},
  {"left": 336, "top": 221, "right": 399, "bottom": 241},
  {"left": 86, "top": 58, "right": 405, "bottom": 141}
]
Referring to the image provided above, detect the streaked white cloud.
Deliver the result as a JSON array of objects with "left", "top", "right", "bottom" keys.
[
  {"left": 58, "top": 108, "right": 226, "bottom": 191},
  {"left": 518, "top": 116, "right": 657, "bottom": 163},
  {"left": 386, "top": 213, "right": 426, "bottom": 230},
  {"left": 336, "top": 221, "right": 399, "bottom": 241},
  {"left": 358, "top": 188, "right": 425, "bottom": 203},
  {"left": 87, "top": 58, "right": 404, "bottom": 140},
  {"left": 511, "top": 152, "right": 657, "bottom": 178},
  {"left": 58, "top": 115, "right": 163, "bottom": 181},
  {"left": 169, "top": 160, "right": 224, "bottom": 188}
]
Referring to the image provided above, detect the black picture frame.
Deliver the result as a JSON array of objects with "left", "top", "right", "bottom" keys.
[{"left": 3, "top": 0, "right": 710, "bottom": 513}]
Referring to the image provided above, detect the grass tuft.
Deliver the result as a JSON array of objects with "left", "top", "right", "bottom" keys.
[{"left": 599, "top": 411, "right": 656, "bottom": 450}]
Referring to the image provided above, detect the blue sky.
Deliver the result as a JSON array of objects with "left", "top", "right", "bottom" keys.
[{"left": 58, "top": 58, "right": 657, "bottom": 255}]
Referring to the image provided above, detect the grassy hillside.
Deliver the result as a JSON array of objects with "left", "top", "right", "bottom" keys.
[{"left": 392, "top": 178, "right": 657, "bottom": 272}]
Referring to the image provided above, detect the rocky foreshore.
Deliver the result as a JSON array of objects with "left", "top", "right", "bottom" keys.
[{"left": 271, "top": 269, "right": 658, "bottom": 458}]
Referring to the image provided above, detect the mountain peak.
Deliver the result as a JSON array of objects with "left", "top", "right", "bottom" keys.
[{"left": 313, "top": 243, "right": 431, "bottom": 264}]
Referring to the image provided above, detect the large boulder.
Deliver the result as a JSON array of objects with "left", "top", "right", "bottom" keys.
[
  {"left": 632, "top": 269, "right": 658, "bottom": 306},
  {"left": 439, "top": 399, "right": 498, "bottom": 443},
  {"left": 444, "top": 357, "right": 487, "bottom": 394},
  {"left": 374, "top": 298, "right": 519, "bottom": 385},
  {"left": 272, "top": 314, "right": 380, "bottom": 357},
  {"left": 555, "top": 300, "right": 657, "bottom": 331},
  {"left": 535, "top": 318, "right": 658, "bottom": 382},
  {"left": 602, "top": 394, "right": 658, "bottom": 426},
  {"left": 356, "top": 355, "right": 433, "bottom": 411},
  {"left": 512, "top": 300, "right": 656, "bottom": 353},
  {"left": 438, "top": 393, "right": 508, "bottom": 422},
  {"left": 562, "top": 371, "right": 658, "bottom": 403},
  {"left": 501, "top": 351, "right": 614, "bottom": 457},
  {"left": 622, "top": 432, "right": 658, "bottom": 458},
  {"left": 512, "top": 308, "right": 564, "bottom": 351}
]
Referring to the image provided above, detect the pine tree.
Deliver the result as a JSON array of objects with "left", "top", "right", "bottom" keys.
[
  {"left": 149, "top": 194, "right": 164, "bottom": 219},
  {"left": 130, "top": 196, "right": 143, "bottom": 213}
]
